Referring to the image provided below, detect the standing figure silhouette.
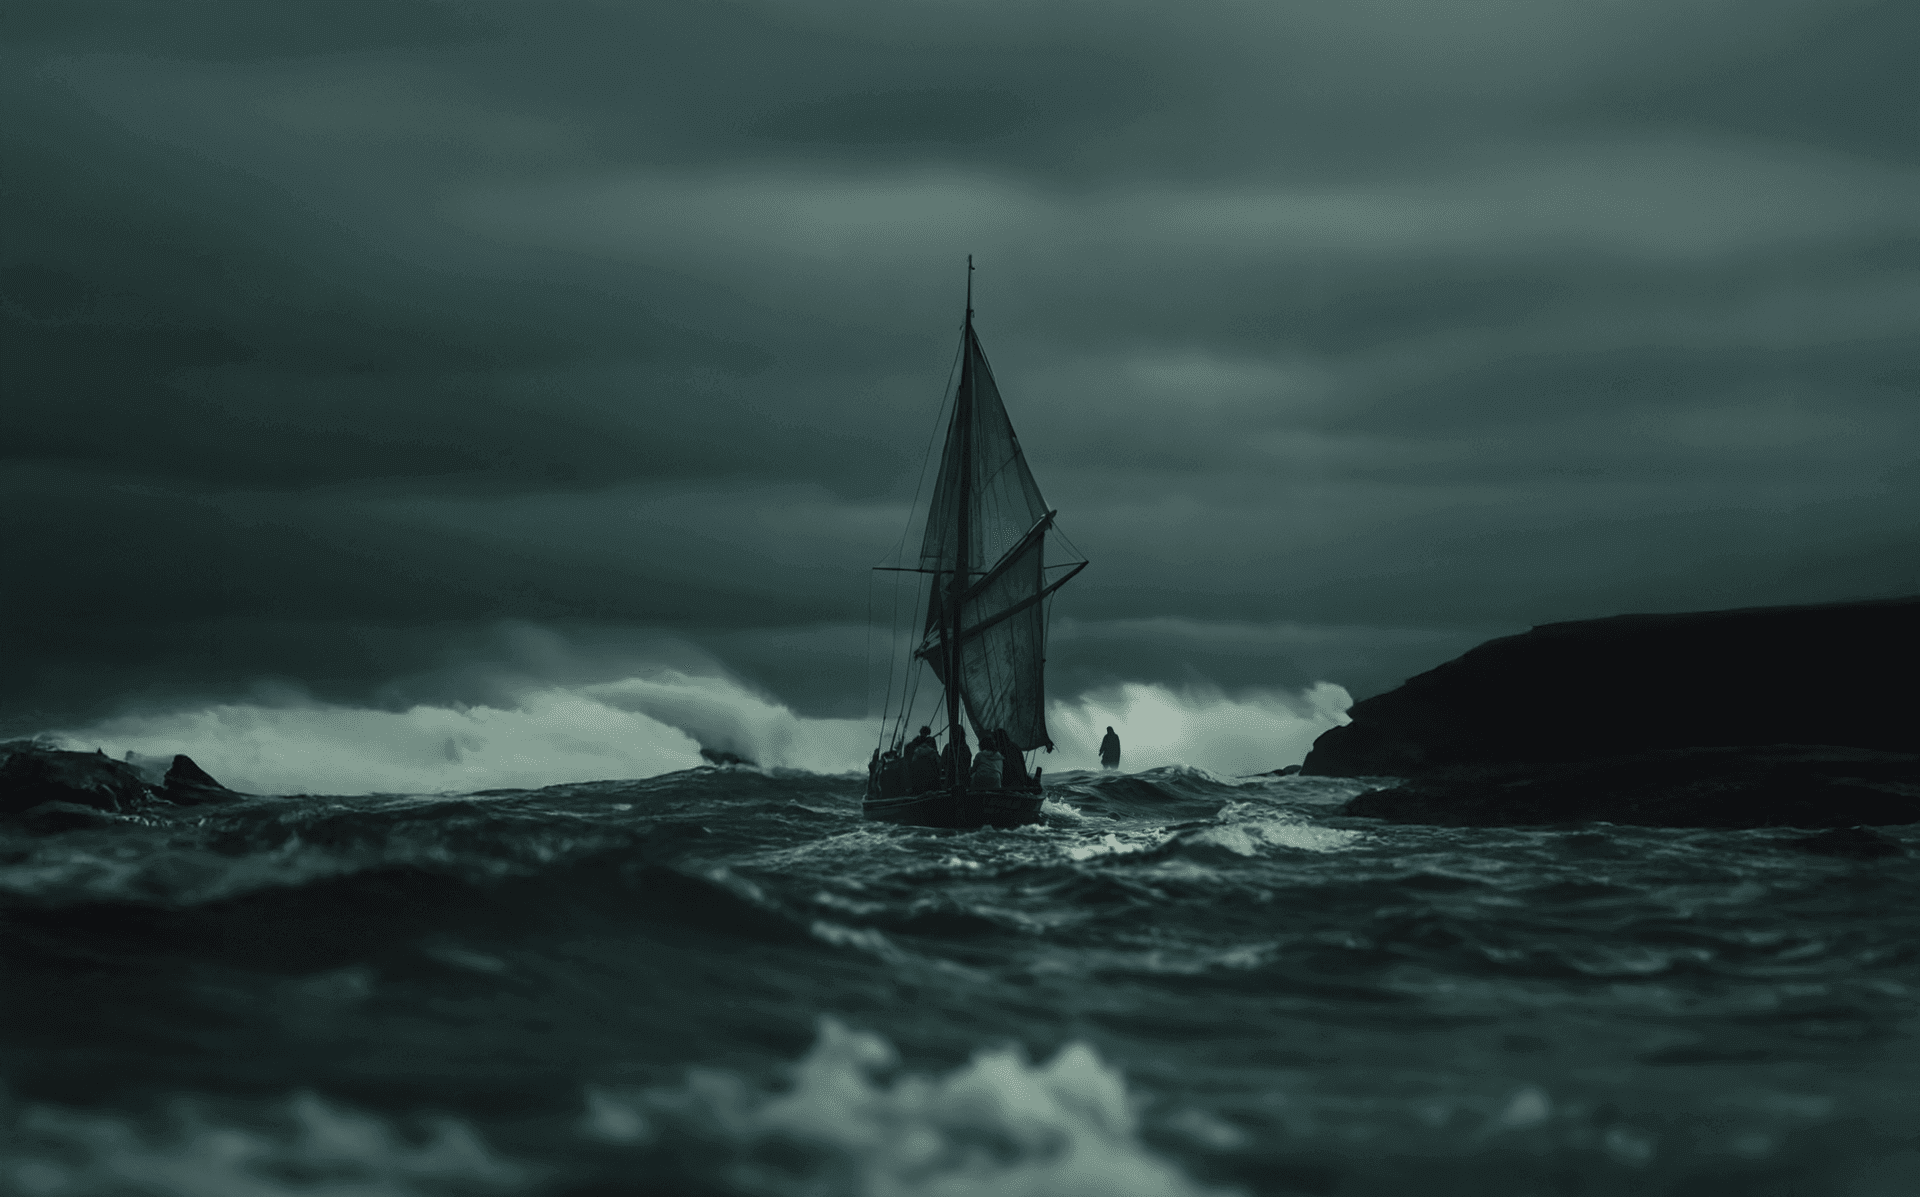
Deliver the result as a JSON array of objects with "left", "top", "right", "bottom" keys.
[{"left": 1099, "top": 726, "right": 1121, "bottom": 771}]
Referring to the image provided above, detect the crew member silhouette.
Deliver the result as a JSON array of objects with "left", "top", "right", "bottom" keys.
[
  {"left": 906, "top": 726, "right": 940, "bottom": 793},
  {"left": 943, "top": 727, "right": 970, "bottom": 784},
  {"left": 971, "top": 733, "right": 1004, "bottom": 789},
  {"left": 994, "top": 729, "right": 1030, "bottom": 787},
  {"left": 1099, "top": 726, "right": 1121, "bottom": 770}
]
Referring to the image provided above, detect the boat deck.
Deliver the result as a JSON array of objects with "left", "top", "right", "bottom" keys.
[{"left": 861, "top": 788, "right": 1045, "bottom": 829}]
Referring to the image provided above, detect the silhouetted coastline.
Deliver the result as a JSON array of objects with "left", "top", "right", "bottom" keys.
[
  {"left": 0, "top": 742, "right": 241, "bottom": 825},
  {"left": 1305, "top": 596, "right": 1920, "bottom": 827}
]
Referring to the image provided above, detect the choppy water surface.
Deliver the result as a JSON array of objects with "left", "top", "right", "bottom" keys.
[{"left": 3, "top": 768, "right": 1916, "bottom": 1195}]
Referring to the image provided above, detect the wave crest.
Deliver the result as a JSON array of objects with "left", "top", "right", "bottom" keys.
[
  {"left": 588, "top": 1016, "right": 1232, "bottom": 1197},
  {"left": 5, "top": 1091, "right": 524, "bottom": 1196}
]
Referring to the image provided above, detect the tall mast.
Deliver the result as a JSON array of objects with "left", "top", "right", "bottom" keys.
[{"left": 948, "top": 256, "right": 974, "bottom": 793}]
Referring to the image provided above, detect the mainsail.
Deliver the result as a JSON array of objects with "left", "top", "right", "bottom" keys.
[
  {"left": 918, "top": 330, "right": 1048, "bottom": 579},
  {"left": 914, "top": 323, "right": 1082, "bottom": 752}
]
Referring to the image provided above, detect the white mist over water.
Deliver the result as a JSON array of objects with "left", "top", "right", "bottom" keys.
[
  {"left": 1047, "top": 680, "right": 1351, "bottom": 776},
  {"left": 49, "top": 671, "right": 1349, "bottom": 796}
]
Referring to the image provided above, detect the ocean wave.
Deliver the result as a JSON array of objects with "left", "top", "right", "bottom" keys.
[
  {"left": 582, "top": 1016, "right": 1234, "bottom": 1197},
  {"left": 1055, "top": 802, "right": 1358, "bottom": 864},
  {"left": 1, "top": 760, "right": 1916, "bottom": 1194},
  {"left": 0, "top": 849, "right": 824, "bottom": 989},
  {"left": 1064, "top": 830, "right": 1169, "bottom": 862},
  {"left": 1178, "top": 802, "right": 1363, "bottom": 857},
  {"left": 1040, "top": 795, "right": 1085, "bottom": 821},
  {"left": 3, "top": 1090, "right": 526, "bottom": 1196}
]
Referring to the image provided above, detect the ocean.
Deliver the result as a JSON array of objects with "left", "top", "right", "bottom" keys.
[{"left": 3, "top": 766, "right": 1916, "bottom": 1196}]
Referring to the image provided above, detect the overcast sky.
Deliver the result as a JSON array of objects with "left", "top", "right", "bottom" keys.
[{"left": 5, "top": 1, "right": 1917, "bottom": 760}]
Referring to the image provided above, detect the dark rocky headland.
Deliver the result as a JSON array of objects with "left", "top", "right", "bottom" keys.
[
  {"left": 0, "top": 740, "right": 244, "bottom": 828},
  {"left": 1304, "top": 596, "right": 1919, "bottom": 827}
]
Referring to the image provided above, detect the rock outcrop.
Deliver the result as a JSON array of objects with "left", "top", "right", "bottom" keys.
[
  {"left": 1304, "top": 596, "right": 1920, "bottom": 826},
  {"left": 0, "top": 742, "right": 242, "bottom": 819}
]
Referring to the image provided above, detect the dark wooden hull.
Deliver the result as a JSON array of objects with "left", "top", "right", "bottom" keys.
[{"left": 862, "top": 788, "right": 1046, "bottom": 829}]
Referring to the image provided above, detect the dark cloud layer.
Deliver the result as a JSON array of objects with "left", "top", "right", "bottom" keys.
[{"left": 4, "top": 1, "right": 1917, "bottom": 737}]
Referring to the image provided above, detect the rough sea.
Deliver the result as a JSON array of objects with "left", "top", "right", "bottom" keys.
[{"left": 4, "top": 766, "right": 1916, "bottom": 1196}]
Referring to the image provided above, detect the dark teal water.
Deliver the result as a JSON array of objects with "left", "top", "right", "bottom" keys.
[{"left": 3, "top": 768, "right": 1916, "bottom": 1195}]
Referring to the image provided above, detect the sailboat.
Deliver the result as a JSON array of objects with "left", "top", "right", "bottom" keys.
[{"left": 864, "top": 260, "right": 1086, "bottom": 829}]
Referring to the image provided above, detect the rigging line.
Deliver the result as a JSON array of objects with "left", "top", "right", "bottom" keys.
[
  {"left": 878, "top": 579, "right": 916, "bottom": 755},
  {"left": 974, "top": 453, "right": 1024, "bottom": 496},
  {"left": 890, "top": 630, "right": 911, "bottom": 746},
  {"left": 877, "top": 337, "right": 964, "bottom": 751},
  {"left": 892, "top": 658, "right": 915, "bottom": 747},
  {"left": 876, "top": 334, "right": 965, "bottom": 571},
  {"left": 892, "top": 580, "right": 927, "bottom": 748},
  {"left": 1051, "top": 520, "right": 1089, "bottom": 566},
  {"left": 900, "top": 659, "right": 927, "bottom": 747},
  {"left": 878, "top": 556, "right": 915, "bottom": 749},
  {"left": 1041, "top": 581, "right": 1059, "bottom": 746},
  {"left": 881, "top": 545, "right": 919, "bottom": 734},
  {"left": 893, "top": 671, "right": 912, "bottom": 747},
  {"left": 873, "top": 566, "right": 993, "bottom": 574},
  {"left": 877, "top": 341, "right": 961, "bottom": 728},
  {"left": 866, "top": 569, "right": 877, "bottom": 746},
  {"left": 894, "top": 563, "right": 933, "bottom": 745}
]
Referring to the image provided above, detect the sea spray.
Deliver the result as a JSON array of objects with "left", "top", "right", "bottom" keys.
[{"left": 583, "top": 1017, "right": 1231, "bottom": 1197}]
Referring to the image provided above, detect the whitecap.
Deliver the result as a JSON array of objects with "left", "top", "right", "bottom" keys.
[
  {"left": 580, "top": 1086, "right": 653, "bottom": 1145},
  {"left": 1163, "top": 1106, "right": 1250, "bottom": 1151},
  {"left": 1040, "top": 796, "right": 1085, "bottom": 821},
  {"left": 5, "top": 1090, "right": 525, "bottom": 1195},
  {"left": 1183, "top": 802, "right": 1361, "bottom": 856},
  {"left": 1064, "top": 831, "right": 1168, "bottom": 863},
  {"left": 585, "top": 1017, "right": 1231, "bottom": 1196},
  {"left": 809, "top": 921, "right": 902, "bottom": 959},
  {"left": 1496, "top": 1085, "right": 1553, "bottom": 1130}
]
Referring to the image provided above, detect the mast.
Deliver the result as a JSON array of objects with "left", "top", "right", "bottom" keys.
[{"left": 948, "top": 256, "right": 974, "bottom": 794}]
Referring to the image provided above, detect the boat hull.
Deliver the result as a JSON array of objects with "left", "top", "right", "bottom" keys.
[{"left": 861, "top": 788, "right": 1045, "bottom": 829}]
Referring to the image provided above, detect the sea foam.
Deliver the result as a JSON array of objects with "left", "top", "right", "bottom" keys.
[
  {"left": 4, "top": 1090, "right": 522, "bottom": 1196},
  {"left": 587, "top": 1016, "right": 1232, "bottom": 1197},
  {"left": 1185, "top": 802, "right": 1362, "bottom": 856}
]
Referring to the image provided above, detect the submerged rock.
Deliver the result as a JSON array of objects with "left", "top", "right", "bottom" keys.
[
  {"left": 1341, "top": 745, "right": 1920, "bottom": 828},
  {"left": 0, "top": 743, "right": 241, "bottom": 818}
]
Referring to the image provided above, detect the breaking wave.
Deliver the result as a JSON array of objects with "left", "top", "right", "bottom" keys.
[
  {"left": 583, "top": 1017, "right": 1230, "bottom": 1197},
  {"left": 4, "top": 1091, "right": 524, "bottom": 1197},
  {"left": 5, "top": 757, "right": 1915, "bottom": 1195},
  {"left": 44, "top": 671, "right": 1348, "bottom": 795}
]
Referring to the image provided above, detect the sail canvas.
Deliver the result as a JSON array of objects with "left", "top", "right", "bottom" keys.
[
  {"left": 924, "top": 520, "right": 1053, "bottom": 750},
  {"left": 918, "top": 331, "right": 1049, "bottom": 578},
  {"left": 869, "top": 270, "right": 1082, "bottom": 826},
  {"left": 915, "top": 327, "right": 1062, "bottom": 752}
]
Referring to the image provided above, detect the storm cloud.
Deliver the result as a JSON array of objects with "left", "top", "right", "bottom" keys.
[{"left": 5, "top": 1, "right": 1916, "bottom": 769}]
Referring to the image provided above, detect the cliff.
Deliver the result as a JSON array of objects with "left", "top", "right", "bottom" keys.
[
  {"left": 1307, "top": 596, "right": 1918, "bottom": 774},
  {"left": 1304, "top": 596, "right": 1920, "bottom": 827}
]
